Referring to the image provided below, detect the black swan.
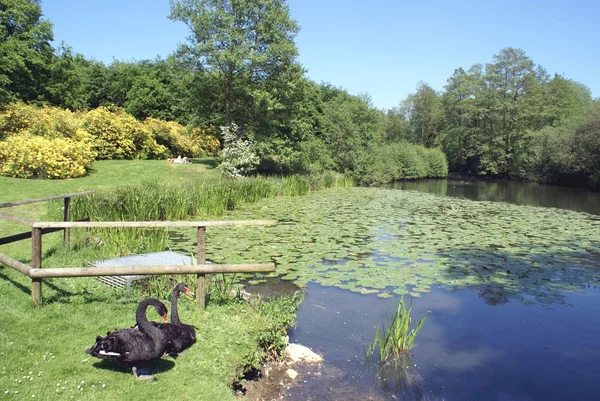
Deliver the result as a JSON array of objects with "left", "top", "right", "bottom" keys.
[
  {"left": 155, "top": 283, "right": 197, "bottom": 356},
  {"left": 86, "top": 298, "right": 170, "bottom": 378}
]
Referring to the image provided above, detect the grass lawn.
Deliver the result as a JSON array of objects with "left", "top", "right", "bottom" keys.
[
  {"left": 0, "top": 158, "right": 298, "bottom": 400},
  {"left": 0, "top": 158, "right": 220, "bottom": 204},
  {"left": 0, "top": 158, "right": 220, "bottom": 260}
]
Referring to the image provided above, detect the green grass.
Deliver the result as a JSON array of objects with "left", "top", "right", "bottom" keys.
[
  {"left": 0, "top": 268, "right": 299, "bottom": 400},
  {"left": 0, "top": 158, "right": 220, "bottom": 260},
  {"left": 367, "top": 296, "right": 429, "bottom": 362},
  {"left": 0, "top": 158, "right": 220, "bottom": 204},
  {"left": 0, "top": 158, "right": 316, "bottom": 400}
]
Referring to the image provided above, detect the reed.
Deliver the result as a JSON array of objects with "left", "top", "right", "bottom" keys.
[
  {"left": 367, "top": 296, "right": 429, "bottom": 362},
  {"left": 49, "top": 172, "right": 352, "bottom": 257}
]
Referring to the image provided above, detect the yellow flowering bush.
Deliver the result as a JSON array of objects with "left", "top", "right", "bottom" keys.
[
  {"left": 144, "top": 118, "right": 220, "bottom": 157},
  {"left": 0, "top": 134, "right": 97, "bottom": 179},
  {"left": 82, "top": 107, "right": 167, "bottom": 159},
  {"left": 187, "top": 126, "right": 220, "bottom": 156},
  {"left": 0, "top": 102, "right": 40, "bottom": 137},
  {"left": 0, "top": 102, "right": 82, "bottom": 139},
  {"left": 0, "top": 103, "right": 221, "bottom": 179}
]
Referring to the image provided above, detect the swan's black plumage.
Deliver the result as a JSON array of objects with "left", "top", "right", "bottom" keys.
[
  {"left": 86, "top": 298, "right": 169, "bottom": 364},
  {"left": 155, "top": 283, "right": 196, "bottom": 355}
]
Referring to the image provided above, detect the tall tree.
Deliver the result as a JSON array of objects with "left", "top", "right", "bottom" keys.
[
  {"left": 402, "top": 82, "right": 443, "bottom": 147},
  {"left": 0, "top": 0, "right": 53, "bottom": 105},
  {"left": 169, "top": 0, "right": 300, "bottom": 127}
]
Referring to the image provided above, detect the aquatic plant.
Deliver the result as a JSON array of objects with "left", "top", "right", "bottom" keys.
[
  {"left": 57, "top": 172, "right": 352, "bottom": 257},
  {"left": 367, "top": 296, "right": 429, "bottom": 361}
]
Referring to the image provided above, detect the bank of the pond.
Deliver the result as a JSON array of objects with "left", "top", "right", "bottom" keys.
[
  {"left": 0, "top": 266, "right": 300, "bottom": 400},
  {"left": 0, "top": 160, "right": 330, "bottom": 400}
]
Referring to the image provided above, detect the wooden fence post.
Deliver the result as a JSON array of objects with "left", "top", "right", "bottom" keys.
[
  {"left": 196, "top": 226, "right": 206, "bottom": 309},
  {"left": 31, "top": 227, "right": 42, "bottom": 306},
  {"left": 63, "top": 197, "right": 71, "bottom": 248}
]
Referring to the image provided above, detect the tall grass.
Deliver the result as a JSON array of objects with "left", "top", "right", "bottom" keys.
[
  {"left": 367, "top": 296, "right": 429, "bottom": 362},
  {"left": 51, "top": 172, "right": 353, "bottom": 257}
]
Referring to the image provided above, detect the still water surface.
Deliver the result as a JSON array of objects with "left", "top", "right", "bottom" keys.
[{"left": 281, "top": 179, "right": 600, "bottom": 401}]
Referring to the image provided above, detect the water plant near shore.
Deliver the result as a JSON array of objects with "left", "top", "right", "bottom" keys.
[
  {"left": 51, "top": 172, "right": 353, "bottom": 258},
  {"left": 367, "top": 296, "right": 429, "bottom": 361},
  {"left": 167, "top": 187, "right": 600, "bottom": 306}
]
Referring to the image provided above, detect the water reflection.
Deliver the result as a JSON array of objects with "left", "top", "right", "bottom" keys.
[
  {"left": 386, "top": 176, "right": 600, "bottom": 215},
  {"left": 285, "top": 283, "right": 600, "bottom": 401}
]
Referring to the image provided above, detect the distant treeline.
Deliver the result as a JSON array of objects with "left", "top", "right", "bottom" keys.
[{"left": 2, "top": 1, "right": 597, "bottom": 188}]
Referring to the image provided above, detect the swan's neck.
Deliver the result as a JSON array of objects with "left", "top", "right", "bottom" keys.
[
  {"left": 136, "top": 299, "right": 162, "bottom": 336},
  {"left": 171, "top": 289, "right": 181, "bottom": 324}
]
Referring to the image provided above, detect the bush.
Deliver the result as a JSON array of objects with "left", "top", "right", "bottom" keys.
[
  {"left": 144, "top": 117, "right": 220, "bottom": 158},
  {"left": 0, "top": 134, "right": 96, "bottom": 179},
  {"left": 81, "top": 107, "right": 167, "bottom": 160},
  {"left": 357, "top": 142, "right": 448, "bottom": 185},
  {"left": 0, "top": 102, "right": 83, "bottom": 139},
  {"left": 217, "top": 124, "right": 259, "bottom": 177}
]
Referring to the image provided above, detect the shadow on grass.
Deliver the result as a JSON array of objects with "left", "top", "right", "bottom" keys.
[
  {"left": 191, "top": 157, "right": 219, "bottom": 169},
  {"left": 0, "top": 271, "right": 30, "bottom": 295},
  {"left": 92, "top": 358, "right": 176, "bottom": 376}
]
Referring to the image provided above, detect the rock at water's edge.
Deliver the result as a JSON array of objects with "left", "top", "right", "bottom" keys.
[{"left": 285, "top": 343, "right": 323, "bottom": 364}]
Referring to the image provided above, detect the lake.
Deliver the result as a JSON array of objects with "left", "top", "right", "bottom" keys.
[{"left": 170, "top": 178, "right": 600, "bottom": 400}]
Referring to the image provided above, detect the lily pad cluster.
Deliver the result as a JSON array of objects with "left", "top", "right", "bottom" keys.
[{"left": 168, "top": 188, "right": 600, "bottom": 305}]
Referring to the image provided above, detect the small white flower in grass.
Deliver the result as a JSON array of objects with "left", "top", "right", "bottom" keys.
[
  {"left": 81, "top": 380, "right": 84, "bottom": 384},
  {"left": 102, "top": 384, "right": 106, "bottom": 388},
  {"left": 32, "top": 394, "right": 35, "bottom": 398},
  {"left": 4, "top": 390, "right": 8, "bottom": 394}
]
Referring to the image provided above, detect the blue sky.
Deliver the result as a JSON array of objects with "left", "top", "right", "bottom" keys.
[{"left": 43, "top": 0, "right": 599, "bottom": 109}]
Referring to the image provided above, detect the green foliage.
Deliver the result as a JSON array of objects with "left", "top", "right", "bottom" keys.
[
  {"left": 357, "top": 142, "right": 448, "bottom": 185},
  {"left": 367, "top": 296, "right": 429, "bottom": 362},
  {"left": 402, "top": 81, "right": 443, "bottom": 146},
  {"left": 169, "top": 0, "right": 300, "bottom": 127},
  {"left": 318, "top": 90, "right": 381, "bottom": 173},
  {"left": 526, "top": 102, "right": 600, "bottom": 188},
  {"left": 0, "top": 0, "right": 54, "bottom": 104},
  {"left": 65, "top": 173, "right": 353, "bottom": 255}
]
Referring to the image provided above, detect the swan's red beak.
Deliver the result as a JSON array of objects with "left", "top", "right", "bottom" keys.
[
  {"left": 162, "top": 313, "right": 167, "bottom": 322},
  {"left": 185, "top": 288, "right": 195, "bottom": 297}
]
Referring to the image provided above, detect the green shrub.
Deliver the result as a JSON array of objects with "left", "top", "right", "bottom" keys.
[{"left": 357, "top": 142, "right": 448, "bottom": 185}]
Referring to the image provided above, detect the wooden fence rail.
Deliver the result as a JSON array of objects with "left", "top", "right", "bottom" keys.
[
  {"left": 1, "top": 216, "right": 276, "bottom": 308},
  {"left": 0, "top": 190, "right": 95, "bottom": 248}
]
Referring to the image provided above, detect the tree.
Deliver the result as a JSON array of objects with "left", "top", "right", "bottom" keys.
[
  {"left": 402, "top": 82, "right": 443, "bottom": 147},
  {"left": 169, "top": 0, "right": 300, "bottom": 127},
  {"left": 0, "top": 0, "right": 54, "bottom": 105}
]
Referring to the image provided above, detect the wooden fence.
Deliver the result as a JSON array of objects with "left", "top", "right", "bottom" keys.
[{"left": 0, "top": 192, "right": 276, "bottom": 308}]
